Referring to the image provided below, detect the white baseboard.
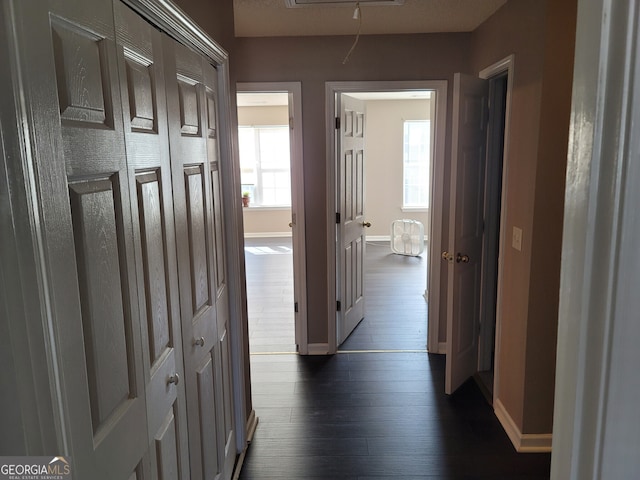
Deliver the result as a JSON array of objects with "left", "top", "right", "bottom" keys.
[
  {"left": 244, "top": 232, "right": 292, "bottom": 238},
  {"left": 232, "top": 411, "right": 259, "bottom": 480},
  {"left": 307, "top": 343, "right": 330, "bottom": 355},
  {"left": 494, "top": 398, "right": 552, "bottom": 452},
  {"left": 366, "top": 235, "right": 391, "bottom": 242},
  {"left": 245, "top": 409, "right": 258, "bottom": 443}
]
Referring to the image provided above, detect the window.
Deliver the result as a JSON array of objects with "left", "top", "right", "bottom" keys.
[
  {"left": 403, "top": 120, "right": 431, "bottom": 208},
  {"left": 238, "top": 126, "right": 291, "bottom": 207}
]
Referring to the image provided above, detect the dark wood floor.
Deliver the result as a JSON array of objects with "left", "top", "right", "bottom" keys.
[
  {"left": 340, "top": 241, "right": 428, "bottom": 351},
  {"left": 241, "top": 238, "right": 551, "bottom": 479}
]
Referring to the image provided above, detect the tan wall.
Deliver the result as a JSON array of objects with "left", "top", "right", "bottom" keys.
[
  {"left": 233, "top": 33, "right": 471, "bottom": 343},
  {"left": 237, "top": 105, "right": 289, "bottom": 126},
  {"left": 471, "top": 0, "right": 577, "bottom": 434},
  {"left": 238, "top": 104, "right": 292, "bottom": 236},
  {"left": 242, "top": 208, "right": 292, "bottom": 236},
  {"left": 364, "top": 99, "right": 430, "bottom": 238},
  {"left": 523, "top": 0, "right": 577, "bottom": 433}
]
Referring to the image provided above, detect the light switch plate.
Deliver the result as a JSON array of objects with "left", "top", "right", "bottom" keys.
[{"left": 512, "top": 226, "right": 523, "bottom": 251}]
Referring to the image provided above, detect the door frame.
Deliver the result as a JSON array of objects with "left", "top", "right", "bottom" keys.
[
  {"left": 325, "top": 80, "right": 448, "bottom": 354},
  {"left": 477, "top": 55, "right": 514, "bottom": 403},
  {"left": 236, "top": 82, "right": 308, "bottom": 354},
  {"left": 0, "top": 0, "right": 252, "bottom": 456}
]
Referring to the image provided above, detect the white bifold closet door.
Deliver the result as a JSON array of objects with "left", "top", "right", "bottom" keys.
[
  {"left": 163, "top": 32, "right": 236, "bottom": 480},
  {"left": 12, "top": 0, "right": 235, "bottom": 478}
]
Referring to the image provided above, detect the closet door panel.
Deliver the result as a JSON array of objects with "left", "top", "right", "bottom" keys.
[
  {"left": 114, "top": 2, "right": 189, "bottom": 479},
  {"left": 164, "top": 36, "right": 233, "bottom": 480},
  {"left": 31, "top": 0, "right": 148, "bottom": 478},
  {"left": 203, "top": 64, "right": 236, "bottom": 476}
]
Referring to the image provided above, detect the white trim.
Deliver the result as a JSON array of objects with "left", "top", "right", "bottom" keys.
[
  {"left": 325, "top": 80, "right": 448, "bottom": 355},
  {"left": 121, "top": 0, "right": 227, "bottom": 63},
  {"left": 307, "top": 343, "right": 331, "bottom": 355},
  {"left": 237, "top": 82, "right": 308, "bottom": 355},
  {"left": 243, "top": 232, "right": 292, "bottom": 239},
  {"left": 365, "top": 235, "right": 391, "bottom": 242},
  {"left": 243, "top": 206, "right": 291, "bottom": 211},
  {"left": 231, "top": 412, "right": 259, "bottom": 480},
  {"left": 478, "top": 54, "right": 515, "bottom": 406},
  {"left": 494, "top": 399, "right": 552, "bottom": 453},
  {"left": 244, "top": 410, "right": 258, "bottom": 442},
  {"left": 0, "top": 1, "right": 66, "bottom": 452},
  {"left": 401, "top": 207, "right": 429, "bottom": 213},
  {"left": 432, "top": 341, "right": 447, "bottom": 355},
  {"left": 552, "top": 1, "right": 640, "bottom": 478}
]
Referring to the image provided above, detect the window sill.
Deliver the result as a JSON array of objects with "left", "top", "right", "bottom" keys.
[
  {"left": 401, "top": 207, "right": 429, "bottom": 213},
  {"left": 243, "top": 206, "right": 291, "bottom": 212}
]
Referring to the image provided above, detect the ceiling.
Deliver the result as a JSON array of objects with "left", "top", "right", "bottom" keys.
[{"left": 233, "top": 0, "right": 508, "bottom": 37}]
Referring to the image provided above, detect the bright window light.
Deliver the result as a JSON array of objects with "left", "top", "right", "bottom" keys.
[
  {"left": 238, "top": 126, "right": 291, "bottom": 207},
  {"left": 403, "top": 120, "right": 431, "bottom": 208}
]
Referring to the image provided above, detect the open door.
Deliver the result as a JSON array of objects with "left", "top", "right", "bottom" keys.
[
  {"left": 336, "top": 94, "right": 368, "bottom": 345},
  {"left": 445, "top": 73, "right": 489, "bottom": 394}
]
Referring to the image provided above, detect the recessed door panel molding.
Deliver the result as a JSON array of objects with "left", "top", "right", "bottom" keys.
[
  {"left": 124, "top": 54, "right": 156, "bottom": 132},
  {"left": 51, "top": 17, "right": 111, "bottom": 127},
  {"left": 178, "top": 79, "right": 201, "bottom": 136},
  {"left": 154, "top": 409, "right": 180, "bottom": 480},
  {"left": 344, "top": 109, "right": 354, "bottom": 136},
  {"left": 196, "top": 354, "right": 221, "bottom": 479},
  {"left": 135, "top": 170, "right": 171, "bottom": 365},
  {"left": 68, "top": 177, "right": 134, "bottom": 432},
  {"left": 184, "top": 165, "right": 212, "bottom": 314},
  {"left": 211, "top": 165, "right": 227, "bottom": 294},
  {"left": 206, "top": 89, "right": 217, "bottom": 139}
]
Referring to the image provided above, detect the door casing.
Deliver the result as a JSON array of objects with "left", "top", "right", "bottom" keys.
[
  {"left": 236, "top": 82, "right": 308, "bottom": 354},
  {"left": 325, "top": 80, "right": 448, "bottom": 355},
  {"left": 477, "top": 55, "right": 514, "bottom": 404}
]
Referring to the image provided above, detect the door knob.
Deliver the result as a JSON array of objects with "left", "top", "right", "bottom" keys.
[
  {"left": 456, "top": 253, "right": 470, "bottom": 263},
  {"left": 167, "top": 373, "right": 180, "bottom": 386},
  {"left": 441, "top": 251, "right": 454, "bottom": 263},
  {"left": 362, "top": 222, "right": 372, "bottom": 228},
  {"left": 193, "top": 337, "right": 205, "bottom": 347},
  {"left": 289, "top": 222, "right": 293, "bottom": 228}
]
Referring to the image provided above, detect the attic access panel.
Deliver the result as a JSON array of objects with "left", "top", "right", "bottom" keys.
[{"left": 285, "top": 0, "right": 404, "bottom": 7}]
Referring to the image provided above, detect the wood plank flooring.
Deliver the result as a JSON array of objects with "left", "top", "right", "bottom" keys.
[
  {"left": 245, "top": 237, "right": 296, "bottom": 353},
  {"left": 241, "top": 238, "right": 551, "bottom": 479}
]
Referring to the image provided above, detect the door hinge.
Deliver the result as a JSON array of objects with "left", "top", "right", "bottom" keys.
[
  {"left": 335, "top": 116, "right": 341, "bottom": 130},
  {"left": 336, "top": 212, "right": 341, "bottom": 224},
  {"left": 336, "top": 301, "right": 341, "bottom": 312},
  {"left": 294, "top": 302, "right": 299, "bottom": 313}
]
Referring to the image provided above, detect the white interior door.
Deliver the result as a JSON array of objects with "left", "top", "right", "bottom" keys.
[
  {"left": 164, "top": 36, "right": 234, "bottom": 480},
  {"left": 31, "top": 0, "right": 149, "bottom": 477},
  {"left": 337, "top": 94, "right": 368, "bottom": 345},
  {"left": 114, "top": 3, "right": 190, "bottom": 477},
  {"left": 445, "top": 73, "right": 489, "bottom": 394}
]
